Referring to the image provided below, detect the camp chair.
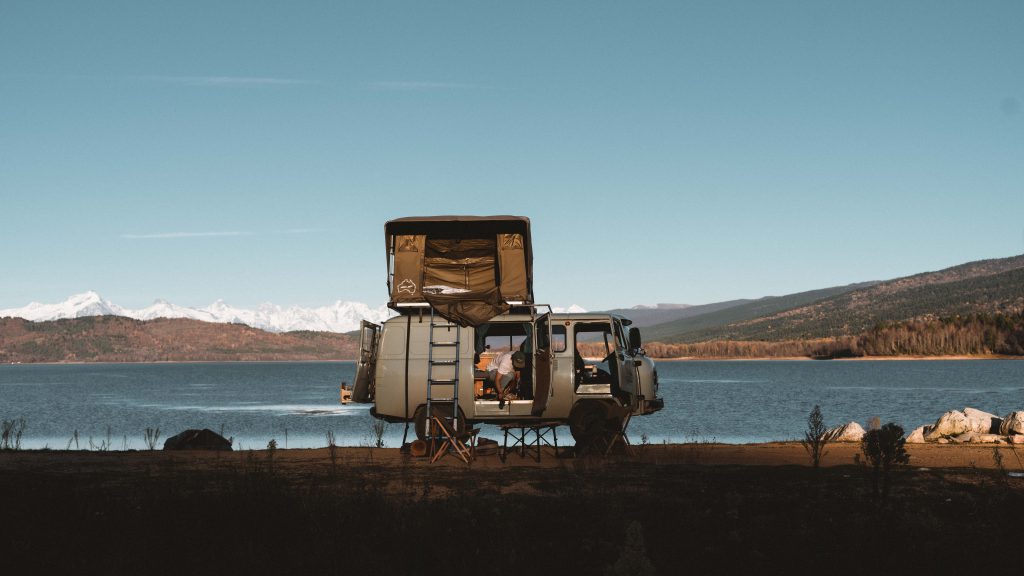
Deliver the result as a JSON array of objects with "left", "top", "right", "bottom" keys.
[
  {"left": 499, "top": 421, "right": 561, "bottom": 462},
  {"left": 429, "top": 416, "right": 480, "bottom": 464},
  {"left": 603, "top": 407, "right": 635, "bottom": 457}
]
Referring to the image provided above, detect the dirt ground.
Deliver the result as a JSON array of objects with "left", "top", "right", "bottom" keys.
[{"left": 2, "top": 442, "right": 1023, "bottom": 575}]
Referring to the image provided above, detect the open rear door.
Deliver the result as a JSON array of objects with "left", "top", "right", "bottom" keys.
[
  {"left": 531, "top": 314, "right": 554, "bottom": 417},
  {"left": 351, "top": 320, "right": 381, "bottom": 403}
]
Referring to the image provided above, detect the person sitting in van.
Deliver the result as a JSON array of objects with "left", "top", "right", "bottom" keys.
[{"left": 487, "top": 350, "right": 526, "bottom": 408}]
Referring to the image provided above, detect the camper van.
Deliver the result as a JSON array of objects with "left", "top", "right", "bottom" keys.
[{"left": 351, "top": 216, "right": 664, "bottom": 448}]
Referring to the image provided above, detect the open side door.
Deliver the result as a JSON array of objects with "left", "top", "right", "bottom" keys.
[
  {"left": 531, "top": 313, "right": 554, "bottom": 417},
  {"left": 613, "top": 319, "right": 638, "bottom": 397},
  {"left": 351, "top": 320, "right": 381, "bottom": 403}
]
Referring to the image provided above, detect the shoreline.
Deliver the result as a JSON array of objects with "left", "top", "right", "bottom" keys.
[
  {"left": 654, "top": 354, "right": 1022, "bottom": 362},
  {"left": 2, "top": 441, "right": 1021, "bottom": 471},
  {"left": 6, "top": 354, "right": 1022, "bottom": 366}
]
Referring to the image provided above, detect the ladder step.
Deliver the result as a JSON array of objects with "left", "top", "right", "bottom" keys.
[
  {"left": 431, "top": 342, "right": 458, "bottom": 347},
  {"left": 429, "top": 379, "right": 457, "bottom": 385},
  {"left": 431, "top": 322, "right": 458, "bottom": 328},
  {"left": 428, "top": 397, "right": 456, "bottom": 402},
  {"left": 430, "top": 360, "right": 458, "bottom": 366}
]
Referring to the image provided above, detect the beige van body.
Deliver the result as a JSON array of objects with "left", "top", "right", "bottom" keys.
[{"left": 359, "top": 310, "right": 663, "bottom": 443}]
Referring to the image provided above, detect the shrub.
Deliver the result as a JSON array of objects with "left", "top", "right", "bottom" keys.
[
  {"left": 800, "top": 405, "right": 832, "bottom": 468},
  {"left": 860, "top": 423, "right": 909, "bottom": 498}
]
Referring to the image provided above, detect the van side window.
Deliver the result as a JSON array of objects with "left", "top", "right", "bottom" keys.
[
  {"left": 537, "top": 318, "right": 566, "bottom": 353},
  {"left": 551, "top": 325, "right": 566, "bottom": 353}
]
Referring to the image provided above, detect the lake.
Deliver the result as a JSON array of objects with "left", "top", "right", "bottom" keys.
[{"left": 1, "top": 359, "right": 1022, "bottom": 449}]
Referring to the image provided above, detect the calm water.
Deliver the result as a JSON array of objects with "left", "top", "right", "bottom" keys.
[{"left": 1, "top": 360, "right": 1022, "bottom": 449}]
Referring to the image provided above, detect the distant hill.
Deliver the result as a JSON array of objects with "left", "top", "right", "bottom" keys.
[
  {"left": 603, "top": 301, "right": 751, "bottom": 327},
  {"left": 0, "top": 316, "right": 358, "bottom": 363},
  {"left": 646, "top": 254, "right": 1024, "bottom": 343},
  {"left": 642, "top": 282, "right": 877, "bottom": 343}
]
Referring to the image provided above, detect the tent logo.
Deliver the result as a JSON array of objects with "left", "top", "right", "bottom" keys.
[
  {"left": 397, "top": 279, "right": 417, "bottom": 294},
  {"left": 502, "top": 234, "right": 523, "bottom": 249}
]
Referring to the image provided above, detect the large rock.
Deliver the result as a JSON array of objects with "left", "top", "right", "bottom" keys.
[
  {"left": 999, "top": 412, "right": 1024, "bottom": 436},
  {"left": 905, "top": 425, "right": 930, "bottom": 444},
  {"left": 925, "top": 410, "right": 969, "bottom": 440},
  {"left": 826, "top": 421, "right": 866, "bottom": 442},
  {"left": 163, "top": 428, "right": 233, "bottom": 451},
  {"left": 1009, "top": 435, "right": 1024, "bottom": 445},
  {"left": 963, "top": 407, "right": 1001, "bottom": 434}
]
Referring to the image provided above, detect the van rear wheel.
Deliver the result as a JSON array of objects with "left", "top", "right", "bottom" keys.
[{"left": 413, "top": 404, "right": 466, "bottom": 441}]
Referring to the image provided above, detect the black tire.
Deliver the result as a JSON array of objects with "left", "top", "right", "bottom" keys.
[
  {"left": 413, "top": 404, "right": 466, "bottom": 440},
  {"left": 570, "top": 402, "right": 611, "bottom": 451}
]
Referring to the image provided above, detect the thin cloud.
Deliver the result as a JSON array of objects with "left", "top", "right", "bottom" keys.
[
  {"left": 136, "top": 75, "right": 316, "bottom": 87},
  {"left": 365, "top": 80, "right": 481, "bottom": 91},
  {"left": 273, "top": 228, "right": 331, "bottom": 235},
  {"left": 121, "top": 231, "right": 251, "bottom": 239}
]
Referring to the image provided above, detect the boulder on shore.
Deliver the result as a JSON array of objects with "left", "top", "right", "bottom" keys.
[
  {"left": 963, "top": 407, "right": 1002, "bottom": 434},
  {"left": 925, "top": 410, "right": 970, "bottom": 440},
  {"left": 906, "top": 425, "right": 931, "bottom": 444},
  {"left": 999, "top": 412, "right": 1024, "bottom": 436},
  {"left": 163, "top": 429, "right": 233, "bottom": 451},
  {"left": 826, "top": 421, "right": 866, "bottom": 442}
]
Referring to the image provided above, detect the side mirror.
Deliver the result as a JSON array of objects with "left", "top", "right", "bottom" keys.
[{"left": 628, "top": 327, "right": 642, "bottom": 352}]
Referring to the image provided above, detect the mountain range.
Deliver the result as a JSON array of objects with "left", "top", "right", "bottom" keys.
[
  {"left": 3, "top": 253, "right": 1023, "bottom": 362},
  {"left": 0, "top": 291, "right": 393, "bottom": 334}
]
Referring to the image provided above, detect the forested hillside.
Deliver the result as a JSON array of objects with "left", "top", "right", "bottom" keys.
[
  {"left": 0, "top": 316, "right": 358, "bottom": 363},
  {"left": 641, "top": 312, "right": 1024, "bottom": 359},
  {"left": 641, "top": 282, "right": 877, "bottom": 342}
]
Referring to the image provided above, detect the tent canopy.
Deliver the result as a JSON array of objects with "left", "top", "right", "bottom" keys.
[{"left": 385, "top": 216, "right": 534, "bottom": 326}]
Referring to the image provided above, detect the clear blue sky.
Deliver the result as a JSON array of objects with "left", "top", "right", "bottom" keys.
[{"left": 2, "top": 1, "right": 1022, "bottom": 311}]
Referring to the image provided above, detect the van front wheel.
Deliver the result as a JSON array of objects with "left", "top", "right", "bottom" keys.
[{"left": 570, "top": 402, "right": 613, "bottom": 451}]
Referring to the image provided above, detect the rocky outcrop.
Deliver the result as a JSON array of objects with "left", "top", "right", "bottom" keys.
[
  {"left": 999, "top": 412, "right": 1024, "bottom": 436},
  {"left": 826, "top": 422, "right": 866, "bottom": 442},
  {"left": 163, "top": 429, "right": 232, "bottom": 451},
  {"left": 906, "top": 407, "right": 1022, "bottom": 445}
]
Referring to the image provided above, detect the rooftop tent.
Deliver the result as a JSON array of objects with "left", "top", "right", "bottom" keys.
[{"left": 385, "top": 216, "right": 534, "bottom": 327}]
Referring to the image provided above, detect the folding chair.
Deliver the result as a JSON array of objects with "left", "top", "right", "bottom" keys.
[
  {"left": 429, "top": 416, "right": 479, "bottom": 464},
  {"left": 604, "top": 410, "right": 635, "bottom": 457}
]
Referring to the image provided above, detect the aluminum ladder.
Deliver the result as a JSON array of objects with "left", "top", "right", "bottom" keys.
[{"left": 426, "top": 309, "right": 461, "bottom": 437}]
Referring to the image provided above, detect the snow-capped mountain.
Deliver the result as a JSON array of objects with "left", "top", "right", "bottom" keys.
[
  {"left": 0, "top": 291, "right": 128, "bottom": 321},
  {"left": 0, "top": 292, "right": 392, "bottom": 333}
]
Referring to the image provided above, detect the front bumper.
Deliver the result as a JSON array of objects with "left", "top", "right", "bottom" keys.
[{"left": 643, "top": 397, "right": 665, "bottom": 414}]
